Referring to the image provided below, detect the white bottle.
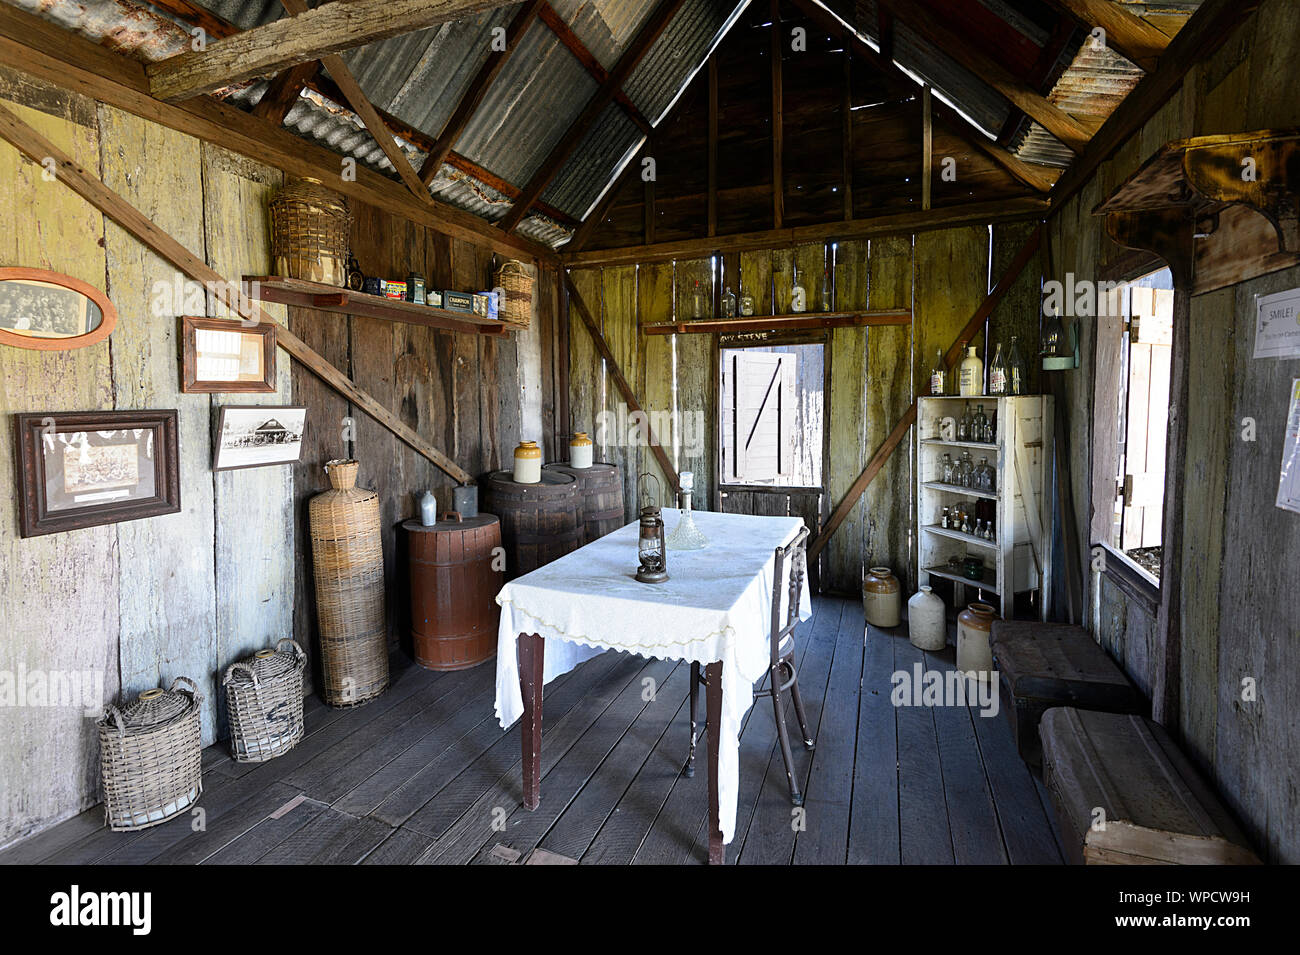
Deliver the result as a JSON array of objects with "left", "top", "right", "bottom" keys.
[
  {"left": 907, "top": 585, "right": 946, "bottom": 651},
  {"left": 959, "top": 345, "right": 984, "bottom": 396},
  {"left": 790, "top": 270, "right": 807, "bottom": 313}
]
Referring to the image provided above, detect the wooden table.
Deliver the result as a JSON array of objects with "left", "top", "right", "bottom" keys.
[{"left": 494, "top": 509, "right": 809, "bottom": 865}]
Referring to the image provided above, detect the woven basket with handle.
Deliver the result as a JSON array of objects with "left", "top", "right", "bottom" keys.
[
  {"left": 223, "top": 639, "right": 306, "bottom": 762},
  {"left": 270, "top": 176, "right": 351, "bottom": 287},
  {"left": 493, "top": 259, "right": 534, "bottom": 329},
  {"left": 309, "top": 459, "right": 388, "bottom": 707},
  {"left": 98, "top": 677, "right": 203, "bottom": 831}
]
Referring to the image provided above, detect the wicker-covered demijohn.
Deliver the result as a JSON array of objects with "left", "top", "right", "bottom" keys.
[
  {"left": 98, "top": 677, "right": 203, "bottom": 832},
  {"left": 270, "top": 176, "right": 351, "bottom": 287},
  {"left": 494, "top": 259, "right": 534, "bottom": 329},
  {"left": 223, "top": 639, "right": 307, "bottom": 762},
  {"left": 309, "top": 459, "right": 389, "bottom": 707}
]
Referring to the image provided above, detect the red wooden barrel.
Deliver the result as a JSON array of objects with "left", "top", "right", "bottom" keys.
[
  {"left": 543, "top": 461, "right": 625, "bottom": 545},
  {"left": 405, "top": 514, "right": 502, "bottom": 671},
  {"left": 483, "top": 469, "right": 581, "bottom": 579}
]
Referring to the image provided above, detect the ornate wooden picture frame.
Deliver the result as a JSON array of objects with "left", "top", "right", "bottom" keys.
[
  {"left": 14, "top": 409, "right": 181, "bottom": 538},
  {"left": 181, "top": 316, "right": 277, "bottom": 393}
]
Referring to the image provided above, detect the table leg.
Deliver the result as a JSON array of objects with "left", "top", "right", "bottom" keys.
[
  {"left": 705, "top": 660, "right": 724, "bottom": 865},
  {"left": 518, "top": 632, "right": 544, "bottom": 811}
]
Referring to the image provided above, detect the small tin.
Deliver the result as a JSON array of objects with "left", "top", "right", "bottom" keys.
[
  {"left": 443, "top": 290, "right": 474, "bottom": 312},
  {"left": 362, "top": 276, "right": 383, "bottom": 296},
  {"left": 383, "top": 280, "right": 406, "bottom": 300},
  {"left": 428, "top": 290, "right": 443, "bottom": 308},
  {"left": 472, "top": 293, "right": 490, "bottom": 317},
  {"left": 406, "top": 273, "right": 426, "bottom": 305}
]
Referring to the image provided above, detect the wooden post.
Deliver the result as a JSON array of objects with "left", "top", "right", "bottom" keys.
[
  {"left": 841, "top": 40, "right": 853, "bottom": 220},
  {"left": 708, "top": 56, "right": 718, "bottom": 238},
  {"left": 518, "top": 632, "right": 545, "bottom": 811},
  {"left": 921, "top": 85, "right": 932, "bottom": 211},
  {"left": 770, "top": 0, "right": 784, "bottom": 230}
]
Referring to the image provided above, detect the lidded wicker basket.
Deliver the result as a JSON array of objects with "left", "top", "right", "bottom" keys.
[
  {"left": 98, "top": 677, "right": 203, "bottom": 831},
  {"left": 309, "top": 459, "right": 389, "bottom": 707},
  {"left": 270, "top": 176, "right": 351, "bottom": 287},
  {"left": 493, "top": 259, "right": 534, "bottom": 329},
  {"left": 223, "top": 639, "right": 306, "bottom": 762}
]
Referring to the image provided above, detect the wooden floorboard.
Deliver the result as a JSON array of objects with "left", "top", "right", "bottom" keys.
[{"left": 9, "top": 597, "right": 1064, "bottom": 865}]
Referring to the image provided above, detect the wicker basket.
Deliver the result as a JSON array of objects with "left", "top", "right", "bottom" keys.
[
  {"left": 98, "top": 678, "right": 203, "bottom": 832},
  {"left": 224, "top": 639, "right": 306, "bottom": 762},
  {"left": 309, "top": 459, "right": 388, "bottom": 707},
  {"left": 494, "top": 259, "right": 534, "bottom": 329},
  {"left": 270, "top": 176, "right": 351, "bottom": 287}
]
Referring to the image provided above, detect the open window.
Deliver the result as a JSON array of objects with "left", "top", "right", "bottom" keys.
[
  {"left": 719, "top": 344, "right": 822, "bottom": 487},
  {"left": 1092, "top": 267, "right": 1173, "bottom": 587}
]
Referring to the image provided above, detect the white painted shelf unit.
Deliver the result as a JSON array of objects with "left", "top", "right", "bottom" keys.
[{"left": 916, "top": 395, "right": 1054, "bottom": 619}]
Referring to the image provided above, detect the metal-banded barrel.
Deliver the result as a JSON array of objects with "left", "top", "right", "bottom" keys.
[
  {"left": 483, "top": 470, "right": 581, "bottom": 579},
  {"left": 405, "top": 513, "right": 502, "bottom": 670},
  {"left": 542, "top": 462, "right": 625, "bottom": 545}
]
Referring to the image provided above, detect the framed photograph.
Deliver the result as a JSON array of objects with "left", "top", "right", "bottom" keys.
[
  {"left": 14, "top": 410, "right": 181, "bottom": 538},
  {"left": 0, "top": 267, "right": 117, "bottom": 352},
  {"left": 214, "top": 406, "right": 306, "bottom": 471},
  {"left": 181, "top": 316, "right": 277, "bottom": 393}
]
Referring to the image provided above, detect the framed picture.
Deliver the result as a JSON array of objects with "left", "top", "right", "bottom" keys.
[
  {"left": 181, "top": 316, "right": 277, "bottom": 393},
  {"left": 14, "top": 410, "right": 181, "bottom": 538},
  {"left": 0, "top": 268, "right": 117, "bottom": 352},
  {"left": 214, "top": 406, "right": 306, "bottom": 471}
]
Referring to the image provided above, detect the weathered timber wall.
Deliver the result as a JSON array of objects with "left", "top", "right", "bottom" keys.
[{"left": 1047, "top": 0, "right": 1300, "bottom": 862}]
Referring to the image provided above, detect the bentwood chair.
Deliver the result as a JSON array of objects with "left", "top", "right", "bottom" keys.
[{"left": 684, "top": 525, "right": 815, "bottom": 805}]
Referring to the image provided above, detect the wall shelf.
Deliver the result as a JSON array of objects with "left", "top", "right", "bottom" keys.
[
  {"left": 641, "top": 308, "right": 911, "bottom": 336},
  {"left": 243, "top": 275, "right": 510, "bottom": 335}
]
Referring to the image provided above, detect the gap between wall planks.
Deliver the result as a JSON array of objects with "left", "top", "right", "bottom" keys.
[
  {"left": 0, "top": 100, "right": 475, "bottom": 486},
  {"left": 807, "top": 224, "right": 1044, "bottom": 564}
]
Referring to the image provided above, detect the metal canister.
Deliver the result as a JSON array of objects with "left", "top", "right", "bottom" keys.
[
  {"left": 362, "top": 276, "right": 383, "bottom": 296},
  {"left": 406, "top": 273, "right": 426, "bottom": 305}
]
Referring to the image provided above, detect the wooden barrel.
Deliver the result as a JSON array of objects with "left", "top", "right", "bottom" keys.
[
  {"left": 483, "top": 469, "right": 581, "bottom": 579},
  {"left": 543, "top": 462, "right": 625, "bottom": 545},
  {"left": 405, "top": 514, "right": 502, "bottom": 671}
]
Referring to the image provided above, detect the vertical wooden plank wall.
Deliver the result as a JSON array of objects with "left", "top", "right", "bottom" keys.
[
  {"left": 0, "top": 88, "right": 120, "bottom": 846},
  {"left": 825, "top": 240, "right": 867, "bottom": 594},
  {"left": 603, "top": 266, "right": 640, "bottom": 520},
  {"left": 674, "top": 258, "right": 716, "bottom": 509},
  {"left": 638, "top": 262, "right": 675, "bottom": 499}
]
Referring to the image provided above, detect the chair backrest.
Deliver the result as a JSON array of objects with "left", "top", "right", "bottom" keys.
[{"left": 770, "top": 525, "right": 810, "bottom": 662}]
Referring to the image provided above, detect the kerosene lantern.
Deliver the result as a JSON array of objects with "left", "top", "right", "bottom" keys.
[{"left": 636, "top": 473, "right": 668, "bottom": 583}]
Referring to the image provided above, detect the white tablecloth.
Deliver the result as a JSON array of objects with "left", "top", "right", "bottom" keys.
[{"left": 494, "top": 508, "right": 811, "bottom": 843}]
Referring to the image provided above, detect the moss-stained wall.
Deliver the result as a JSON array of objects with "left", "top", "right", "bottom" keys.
[{"left": 1046, "top": 0, "right": 1300, "bottom": 863}]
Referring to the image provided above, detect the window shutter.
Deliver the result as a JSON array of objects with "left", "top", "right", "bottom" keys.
[{"left": 725, "top": 351, "right": 795, "bottom": 484}]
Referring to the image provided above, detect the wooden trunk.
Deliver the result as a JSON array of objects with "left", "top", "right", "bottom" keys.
[
  {"left": 1040, "top": 708, "right": 1261, "bottom": 865},
  {"left": 483, "top": 469, "right": 582, "bottom": 579},
  {"left": 543, "top": 461, "right": 625, "bottom": 545},
  {"left": 991, "top": 621, "right": 1146, "bottom": 770},
  {"left": 405, "top": 515, "right": 502, "bottom": 671}
]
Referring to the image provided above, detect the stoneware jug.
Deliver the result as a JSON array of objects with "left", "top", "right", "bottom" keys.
[
  {"left": 956, "top": 602, "right": 997, "bottom": 676},
  {"left": 862, "top": 567, "right": 901, "bottom": 628},
  {"left": 907, "top": 585, "right": 946, "bottom": 651}
]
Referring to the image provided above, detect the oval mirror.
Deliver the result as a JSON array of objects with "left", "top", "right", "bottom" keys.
[{"left": 0, "top": 267, "right": 117, "bottom": 351}]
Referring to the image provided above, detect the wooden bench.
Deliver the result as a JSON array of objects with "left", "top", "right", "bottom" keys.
[
  {"left": 1041, "top": 708, "right": 1260, "bottom": 865},
  {"left": 990, "top": 621, "right": 1145, "bottom": 770}
]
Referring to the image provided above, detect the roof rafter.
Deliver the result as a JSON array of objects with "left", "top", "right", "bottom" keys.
[
  {"left": 537, "top": 2, "right": 653, "bottom": 133},
  {"left": 1045, "top": 0, "right": 1172, "bottom": 73},
  {"left": 252, "top": 60, "right": 319, "bottom": 124},
  {"left": 146, "top": 0, "right": 513, "bottom": 101},
  {"left": 878, "top": 0, "right": 1096, "bottom": 154},
  {"left": 498, "top": 0, "right": 686, "bottom": 235}
]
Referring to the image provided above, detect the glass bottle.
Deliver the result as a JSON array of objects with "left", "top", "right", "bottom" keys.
[
  {"left": 960, "top": 512, "right": 971, "bottom": 535},
  {"left": 690, "top": 279, "right": 705, "bottom": 320},
  {"left": 929, "top": 348, "right": 945, "bottom": 396},
  {"left": 957, "top": 406, "right": 971, "bottom": 442},
  {"left": 667, "top": 471, "right": 708, "bottom": 550},
  {"left": 958, "top": 451, "right": 974, "bottom": 487},
  {"left": 790, "top": 269, "right": 807, "bottom": 313},
  {"left": 988, "top": 341, "right": 1007, "bottom": 396},
  {"left": 941, "top": 453, "right": 955, "bottom": 484},
  {"left": 983, "top": 409, "right": 996, "bottom": 444},
  {"left": 739, "top": 278, "right": 755, "bottom": 317},
  {"left": 972, "top": 405, "right": 988, "bottom": 444},
  {"left": 821, "top": 269, "right": 832, "bottom": 312},
  {"left": 1008, "top": 335, "right": 1027, "bottom": 395},
  {"left": 972, "top": 519, "right": 984, "bottom": 539},
  {"left": 959, "top": 345, "right": 984, "bottom": 396},
  {"left": 940, "top": 506, "right": 950, "bottom": 529},
  {"left": 722, "top": 286, "right": 737, "bottom": 319},
  {"left": 977, "top": 456, "right": 994, "bottom": 493}
]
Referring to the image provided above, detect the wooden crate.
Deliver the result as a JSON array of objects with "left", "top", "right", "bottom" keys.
[
  {"left": 991, "top": 621, "right": 1146, "bottom": 770},
  {"left": 1041, "top": 708, "right": 1260, "bottom": 865}
]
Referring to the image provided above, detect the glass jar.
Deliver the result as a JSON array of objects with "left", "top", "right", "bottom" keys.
[
  {"left": 957, "top": 407, "right": 971, "bottom": 442},
  {"left": 941, "top": 453, "right": 955, "bottom": 484},
  {"left": 976, "top": 456, "right": 994, "bottom": 493},
  {"left": 958, "top": 451, "right": 974, "bottom": 487}
]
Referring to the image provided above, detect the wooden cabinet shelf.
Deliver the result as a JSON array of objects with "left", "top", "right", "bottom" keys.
[
  {"left": 243, "top": 275, "right": 510, "bottom": 335},
  {"left": 641, "top": 308, "right": 910, "bottom": 336}
]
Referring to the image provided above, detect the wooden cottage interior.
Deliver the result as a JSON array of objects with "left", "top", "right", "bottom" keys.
[{"left": 0, "top": 0, "right": 1296, "bottom": 880}]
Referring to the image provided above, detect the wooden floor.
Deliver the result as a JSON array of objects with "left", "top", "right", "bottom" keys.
[{"left": 2, "top": 597, "right": 1065, "bottom": 865}]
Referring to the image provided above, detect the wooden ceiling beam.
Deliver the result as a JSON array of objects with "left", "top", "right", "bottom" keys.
[
  {"left": 275, "top": 0, "right": 430, "bottom": 204},
  {"left": 419, "top": 0, "right": 543, "bottom": 185},
  {"left": 793, "top": 0, "right": 1059, "bottom": 194},
  {"left": 498, "top": 0, "right": 686, "bottom": 234},
  {"left": 878, "top": 0, "right": 1095, "bottom": 153},
  {"left": 147, "top": 0, "right": 513, "bottom": 102},
  {"left": 251, "top": 60, "right": 320, "bottom": 124},
  {"left": 0, "top": 3, "right": 556, "bottom": 262},
  {"left": 562, "top": 196, "right": 1047, "bottom": 267},
  {"left": 537, "top": 2, "right": 653, "bottom": 133},
  {"left": 1045, "top": 0, "right": 1172, "bottom": 73}
]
